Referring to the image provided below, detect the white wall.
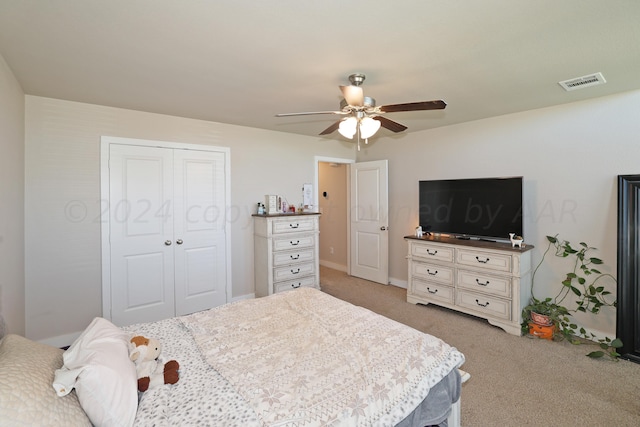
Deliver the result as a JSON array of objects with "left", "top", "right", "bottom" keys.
[
  {"left": 357, "top": 90, "right": 640, "bottom": 337},
  {"left": 0, "top": 54, "right": 25, "bottom": 335},
  {"left": 24, "top": 96, "right": 355, "bottom": 342}
]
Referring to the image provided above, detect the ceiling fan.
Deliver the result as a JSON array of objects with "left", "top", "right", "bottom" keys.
[{"left": 276, "top": 73, "right": 446, "bottom": 149}]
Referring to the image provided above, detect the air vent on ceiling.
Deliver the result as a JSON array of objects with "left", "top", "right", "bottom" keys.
[{"left": 558, "top": 72, "right": 606, "bottom": 91}]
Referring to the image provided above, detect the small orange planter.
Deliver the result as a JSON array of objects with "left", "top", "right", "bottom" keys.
[{"left": 528, "top": 322, "right": 555, "bottom": 340}]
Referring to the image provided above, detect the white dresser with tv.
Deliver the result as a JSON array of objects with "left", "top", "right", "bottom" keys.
[{"left": 405, "top": 235, "right": 534, "bottom": 335}]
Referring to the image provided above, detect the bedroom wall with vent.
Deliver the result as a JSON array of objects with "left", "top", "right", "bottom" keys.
[
  {"left": 24, "top": 96, "right": 355, "bottom": 344},
  {"left": 356, "top": 89, "right": 640, "bottom": 338}
]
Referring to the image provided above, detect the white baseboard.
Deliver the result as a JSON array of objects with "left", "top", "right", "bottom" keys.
[
  {"left": 389, "top": 276, "right": 408, "bottom": 289},
  {"left": 39, "top": 331, "right": 82, "bottom": 349},
  {"left": 319, "top": 260, "right": 347, "bottom": 272},
  {"left": 231, "top": 293, "right": 255, "bottom": 302}
]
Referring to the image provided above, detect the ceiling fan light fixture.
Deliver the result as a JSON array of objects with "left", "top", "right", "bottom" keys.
[
  {"left": 338, "top": 117, "right": 357, "bottom": 139},
  {"left": 359, "top": 116, "right": 381, "bottom": 139}
]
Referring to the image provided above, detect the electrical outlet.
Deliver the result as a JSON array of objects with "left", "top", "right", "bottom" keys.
[{"left": 330, "top": 247, "right": 334, "bottom": 254}]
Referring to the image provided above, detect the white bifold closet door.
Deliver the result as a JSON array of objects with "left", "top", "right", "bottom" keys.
[{"left": 107, "top": 143, "right": 227, "bottom": 326}]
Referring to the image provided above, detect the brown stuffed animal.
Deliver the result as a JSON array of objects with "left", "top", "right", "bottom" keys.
[{"left": 129, "top": 335, "right": 180, "bottom": 392}]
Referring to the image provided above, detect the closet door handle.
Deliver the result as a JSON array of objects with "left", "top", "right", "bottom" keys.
[
  {"left": 165, "top": 240, "right": 172, "bottom": 246},
  {"left": 176, "top": 239, "right": 183, "bottom": 245}
]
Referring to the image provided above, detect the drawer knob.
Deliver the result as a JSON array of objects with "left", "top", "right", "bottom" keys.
[
  {"left": 290, "top": 240, "right": 300, "bottom": 246},
  {"left": 427, "top": 269, "right": 438, "bottom": 276},
  {"left": 427, "top": 287, "right": 438, "bottom": 294},
  {"left": 290, "top": 254, "right": 300, "bottom": 260},
  {"left": 475, "top": 299, "right": 490, "bottom": 307},
  {"left": 289, "top": 223, "right": 299, "bottom": 229},
  {"left": 291, "top": 283, "right": 301, "bottom": 289},
  {"left": 475, "top": 256, "right": 490, "bottom": 264},
  {"left": 291, "top": 268, "right": 301, "bottom": 274},
  {"left": 426, "top": 249, "right": 438, "bottom": 256},
  {"left": 475, "top": 278, "right": 490, "bottom": 286}
]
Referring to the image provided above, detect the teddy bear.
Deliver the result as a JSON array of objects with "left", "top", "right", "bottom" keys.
[{"left": 129, "top": 335, "right": 180, "bottom": 392}]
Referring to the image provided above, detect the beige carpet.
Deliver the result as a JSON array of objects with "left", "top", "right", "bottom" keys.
[{"left": 319, "top": 266, "right": 640, "bottom": 426}]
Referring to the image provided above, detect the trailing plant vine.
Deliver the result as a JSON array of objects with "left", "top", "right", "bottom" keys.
[{"left": 524, "top": 235, "right": 622, "bottom": 360}]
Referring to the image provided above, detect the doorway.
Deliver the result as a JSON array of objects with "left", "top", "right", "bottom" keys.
[
  {"left": 317, "top": 160, "right": 350, "bottom": 272},
  {"left": 315, "top": 157, "right": 389, "bottom": 285}
]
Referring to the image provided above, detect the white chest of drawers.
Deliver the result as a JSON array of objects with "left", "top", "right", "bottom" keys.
[
  {"left": 254, "top": 213, "right": 321, "bottom": 297},
  {"left": 405, "top": 236, "right": 533, "bottom": 335}
]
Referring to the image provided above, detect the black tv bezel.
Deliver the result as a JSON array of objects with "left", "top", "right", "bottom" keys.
[{"left": 418, "top": 176, "right": 524, "bottom": 242}]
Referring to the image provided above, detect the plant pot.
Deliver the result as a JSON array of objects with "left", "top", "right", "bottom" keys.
[
  {"left": 529, "top": 311, "right": 553, "bottom": 326},
  {"left": 528, "top": 322, "right": 555, "bottom": 340}
]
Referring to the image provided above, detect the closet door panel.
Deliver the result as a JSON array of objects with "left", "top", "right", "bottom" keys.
[
  {"left": 173, "top": 150, "right": 228, "bottom": 315},
  {"left": 109, "top": 144, "right": 175, "bottom": 326}
]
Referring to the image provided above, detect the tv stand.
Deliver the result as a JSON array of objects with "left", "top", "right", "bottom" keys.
[{"left": 405, "top": 235, "right": 534, "bottom": 336}]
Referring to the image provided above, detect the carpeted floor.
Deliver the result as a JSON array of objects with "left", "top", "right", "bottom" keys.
[{"left": 319, "top": 266, "right": 640, "bottom": 426}]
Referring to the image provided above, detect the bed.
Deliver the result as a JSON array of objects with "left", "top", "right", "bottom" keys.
[{"left": 0, "top": 287, "right": 465, "bottom": 427}]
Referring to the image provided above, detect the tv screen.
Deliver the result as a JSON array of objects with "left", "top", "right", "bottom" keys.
[{"left": 419, "top": 177, "right": 523, "bottom": 241}]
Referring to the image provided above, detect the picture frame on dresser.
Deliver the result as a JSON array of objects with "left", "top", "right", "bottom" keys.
[{"left": 405, "top": 235, "right": 534, "bottom": 335}]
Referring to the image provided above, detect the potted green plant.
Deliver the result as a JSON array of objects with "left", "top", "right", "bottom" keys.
[{"left": 522, "top": 235, "right": 623, "bottom": 359}]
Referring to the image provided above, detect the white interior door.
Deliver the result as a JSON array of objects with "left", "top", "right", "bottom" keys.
[
  {"left": 173, "top": 149, "right": 227, "bottom": 315},
  {"left": 349, "top": 160, "right": 389, "bottom": 284},
  {"left": 109, "top": 144, "right": 176, "bottom": 325}
]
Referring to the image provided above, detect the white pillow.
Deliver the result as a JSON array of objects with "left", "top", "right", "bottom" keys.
[
  {"left": 54, "top": 317, "right": 137, "bottom": 427},
  {"left": 0, "top": 334, "right": 91, "bottom": 426}
]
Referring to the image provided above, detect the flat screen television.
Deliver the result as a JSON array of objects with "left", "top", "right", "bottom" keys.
[{"left": 418, "top": 177, "right": 523, "bottom": 241}]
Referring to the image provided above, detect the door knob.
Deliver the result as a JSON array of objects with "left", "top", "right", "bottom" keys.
[
  {"left": 165, "top": 240, "right": 172, "bottom": 246},
  {"left": 380, "top": 226, "right": 388, "bottom": 231},
  {"left": 176, "top": 239, "right": 183, "bottom": 245}
]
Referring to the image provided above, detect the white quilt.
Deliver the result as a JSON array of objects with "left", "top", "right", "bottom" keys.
[{"left": 126, "top": 288, "right": 464, "bottom": 427}]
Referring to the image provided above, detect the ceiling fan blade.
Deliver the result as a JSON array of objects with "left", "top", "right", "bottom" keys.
[
  {"left": 379, "top": 100, "right": 447, "bottom": 113},
  {"left": 276, "top": 110, "right": 345, "bottom": 117},
  {"left": 319, "top": 120, "right": 342, "bottom": 135},
  {"left": 340, "top": 85, "right": 364, "bottom": 107},
  {"left": 373, "top": 116, "right": 408, "bottom": 133}
]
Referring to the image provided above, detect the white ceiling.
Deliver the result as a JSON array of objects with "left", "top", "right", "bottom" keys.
[{"left": 1, "top": 0, "right": 639, "bottom": 139}]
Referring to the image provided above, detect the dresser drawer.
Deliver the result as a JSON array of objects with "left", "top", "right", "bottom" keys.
[
  {"left": 273, "top": 248, "right": 315, "bottom": 266},
  {"left": 272, "top": 217, "right": 316, "bottom": 234},
  {"left": 411, "top": 261, "right": 454, "bottom": 285},
  {"left": 273, "top": 262, "right": 315, "bottom": 282},
  {"left": 411, "top": 243, "right": 454, "bottom": 263},
  {"left": 274, "top": 276, "right": 317, "bottom": 293},
  {"left": 273, "top": 234, "right": 315, "bottom": 251},
  {"left": 456, "top": 290, "right": 511, "bottom": 320},
  {"left": 456, "top": 249, "right": 512, "bottom": 273},
  {"left": 411, "top": 278, "right": 454, "bottom": 304},
  {"left": 457, "top": 269, "right": 512, "bottom": 298}
]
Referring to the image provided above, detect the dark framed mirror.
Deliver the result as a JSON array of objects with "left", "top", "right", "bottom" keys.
[{"left": 617, "top": 174, "right": 640, "bottom": 363}]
